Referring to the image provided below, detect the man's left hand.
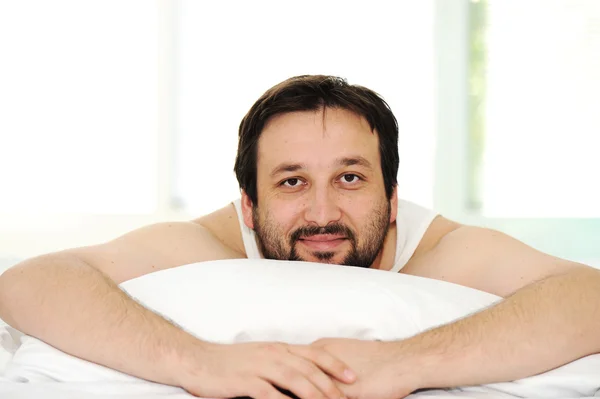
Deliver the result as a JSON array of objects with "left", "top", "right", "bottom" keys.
[{"left": 310, "top": 337, "right": 424, "bottom": 399}]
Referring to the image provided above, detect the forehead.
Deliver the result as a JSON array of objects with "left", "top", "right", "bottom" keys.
[{"left": 256, "top": 107, "right": 380, "bottom": 172}]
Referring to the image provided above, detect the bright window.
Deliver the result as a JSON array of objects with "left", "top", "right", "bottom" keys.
[
  {"left": 0, "top": 1, "right": 161, "bottom": 258},
  {"left": 0, "top": 0, "right": 159, "bottom": 215},
  {"left": 478, "top": 0, "right": 600, "bottom": 217}
]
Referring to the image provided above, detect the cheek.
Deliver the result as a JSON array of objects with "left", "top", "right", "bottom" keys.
[
  {"left": 340, "top": 196, "right": 379, "bottom": 219},
  {"left": 264, "top": 201, "right": 304, "bottom": 230}
]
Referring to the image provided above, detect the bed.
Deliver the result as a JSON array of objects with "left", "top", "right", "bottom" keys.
[{"left": 1, "top": 258, "right": 599, "bottom": 398}]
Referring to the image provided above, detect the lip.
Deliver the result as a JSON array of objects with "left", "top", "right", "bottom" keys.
[
  {"left": 301, "top": 234, "right": 346, "bottom": 242},
  {"left": 298, "top": 235, "right": 347, "bottom": 251}
]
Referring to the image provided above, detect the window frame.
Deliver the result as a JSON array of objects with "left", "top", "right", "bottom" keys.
[{"left": 433, "top": 0, "right": 600, "bottom": 262}]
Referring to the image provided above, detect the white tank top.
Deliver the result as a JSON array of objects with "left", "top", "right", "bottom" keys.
[{"left": 232, "top": 199, "right": 438, "bottom": 273}]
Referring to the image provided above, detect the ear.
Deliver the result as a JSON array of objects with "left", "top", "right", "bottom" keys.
[
  {"left": 389, "top": 185, "right": 398, "bottom": 223},
  {"left": 240, "top": 190, "right": 255, "bottom": 230}
]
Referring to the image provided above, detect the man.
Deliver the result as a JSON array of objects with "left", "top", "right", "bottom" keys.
[{"left": 0, "top": 75, "right": 599, "bottom": 399}]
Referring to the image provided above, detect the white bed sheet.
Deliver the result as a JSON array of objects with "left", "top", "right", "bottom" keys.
[
  {"left": 0, "top": 259, "right": 20, "bottom": 375},
  {"left": 3, "top": 382, "right": 592, "bottom": 399}
]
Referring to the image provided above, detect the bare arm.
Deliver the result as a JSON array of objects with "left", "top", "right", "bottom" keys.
[
  {"left": 0, "top": 221, "right": 243, "bottom": 384},
  {"left": 402, "top": 226, "right": 599, "bottom": 389},
  {"left": 407, "top": 265, "right": 600, "bottom": 389}
]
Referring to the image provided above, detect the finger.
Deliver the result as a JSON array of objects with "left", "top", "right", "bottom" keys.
[
  {"left": 247, "top": 379, "right": 292, "bottom": 399},
  {"left": 263, "top": 362, "right": 331, "bottom": 399},
  {"left": 289, "top": 345, "right": 357, "bottom": 384},
  {"left": 282, "top": 354, "right": 346, "bottom": 399}
]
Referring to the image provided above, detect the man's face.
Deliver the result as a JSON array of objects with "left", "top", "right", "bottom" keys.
[{"left": 241, "top": 107, "right": 397, "bottom": 268}]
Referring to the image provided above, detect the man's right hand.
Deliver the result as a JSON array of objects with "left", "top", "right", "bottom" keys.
[{"left": 176, "top": 341, "right": 356, "bottom": 399}]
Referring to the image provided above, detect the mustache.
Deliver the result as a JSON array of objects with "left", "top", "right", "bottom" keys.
[{"left": 290, "top": 223, "right": 356, "bottom": 243}]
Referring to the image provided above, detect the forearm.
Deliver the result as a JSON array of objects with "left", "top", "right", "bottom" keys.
[
  {"left": 0, "top": 253, "right": 204, "bottom": 385},
  {"left": 405, "top": 267, "right": 600, "bottom": 389}
]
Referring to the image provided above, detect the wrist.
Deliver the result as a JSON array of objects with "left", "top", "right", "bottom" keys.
[
  {"left": 165, "top": 331, "right": 215, "bottom": 386},
  {"left": 389, "top": 335, "right": 444, "bottom": 391}
]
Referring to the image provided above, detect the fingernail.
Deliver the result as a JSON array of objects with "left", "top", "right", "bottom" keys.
[{"left": 344, "top": 369, "right": 356, "bottom": 381}]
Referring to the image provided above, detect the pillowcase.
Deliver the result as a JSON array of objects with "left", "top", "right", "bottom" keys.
[{"left": 5, "top": 259, "right": 600, "bottom": 398}]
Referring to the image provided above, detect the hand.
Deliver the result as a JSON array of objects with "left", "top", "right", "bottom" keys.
[
  {"left": 175, "top": 341, "right": 357, "bottom": 399},
  {"left": 310, "top": 338, "right": 422, "bottom": 399}
]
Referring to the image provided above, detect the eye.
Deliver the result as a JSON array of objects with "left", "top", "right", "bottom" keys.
[
  {"left": 340, "top": 174, "right": 361, "bottom": 184},
  {"left": 281, "top": 178, "right": 303, "bottom": 187}
]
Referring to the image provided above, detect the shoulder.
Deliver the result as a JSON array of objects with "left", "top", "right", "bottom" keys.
[
  {"left": 393, "top": 199, "right": 461, "bottom": 260},
  {"left": 409, "top": 214, "right": 462, "bottom": 260},
  {"left": 192, "top": 201, "right": 247, "bottom": 256}
]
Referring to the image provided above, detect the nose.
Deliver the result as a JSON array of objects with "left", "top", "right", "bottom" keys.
[{"left": 303, "top": 185, "right": 342, "bottom": 226}]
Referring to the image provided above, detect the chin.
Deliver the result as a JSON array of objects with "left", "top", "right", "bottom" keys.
[{"left": 300, "top": 252, "right": 347, "bottom": 265}]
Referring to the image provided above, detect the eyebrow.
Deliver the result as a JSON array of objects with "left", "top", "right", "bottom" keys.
[
  {"left": 270, "top": 163, "right": 306, "bottom": 177},
  {"left": 336, "top": 156, "right": 373, "bottom": 169},
  {"left": 269, "top": 156, "right": 373, "bottom": 178}
]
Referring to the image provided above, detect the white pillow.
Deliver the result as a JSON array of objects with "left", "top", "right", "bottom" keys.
[{"left": 5, "top": 259, "right": 600, "bottom": 398}]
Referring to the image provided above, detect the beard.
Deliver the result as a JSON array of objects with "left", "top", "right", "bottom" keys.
[{"left": 252, "top": 201, "right": 391, "bottom": 268}]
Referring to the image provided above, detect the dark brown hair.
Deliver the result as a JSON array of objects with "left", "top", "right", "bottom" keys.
[{"left": 234, "top": 75, "right": 399, "bottom": 205}]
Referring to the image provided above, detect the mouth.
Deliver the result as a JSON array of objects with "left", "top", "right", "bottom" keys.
[{"left": 298, "top": 235, "right": 347, "bottom": 251}]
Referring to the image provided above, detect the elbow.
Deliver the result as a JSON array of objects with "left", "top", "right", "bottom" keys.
[
  {"left": 0, "top": 255, "right": 59, "bottom": 330},
  {"left": 0, "top": 263, "right": 24, "bottom": 329}
]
